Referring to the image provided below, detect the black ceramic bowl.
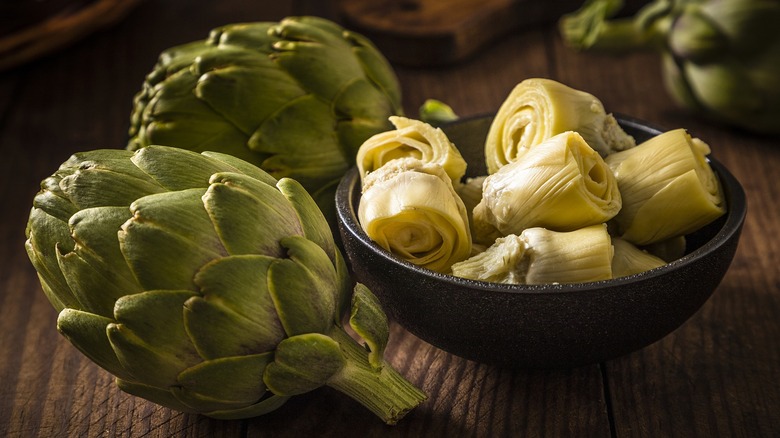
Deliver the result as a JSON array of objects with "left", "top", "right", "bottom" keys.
[{"left": 336, "top": 115, "right": 747, "bottom": 369}]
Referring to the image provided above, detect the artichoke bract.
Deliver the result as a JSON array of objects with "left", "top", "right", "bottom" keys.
[
  {"left": 24, "top": 146, "right": 425, "bottom": 424},
  {"left": 127, "top": 16, "right": 403, "bottom": 222}
]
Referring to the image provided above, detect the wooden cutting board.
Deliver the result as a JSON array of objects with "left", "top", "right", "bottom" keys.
[{"left": 336, "top": 0, "right": 582, "bottom": 66}]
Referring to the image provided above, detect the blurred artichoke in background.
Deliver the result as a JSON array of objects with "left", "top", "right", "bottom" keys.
[
  {"left": 128, "top": 16, "right": 403, "bottom": 222},
  {"left": 24, "top": 146, "right": 425, "bottom": 424},
  {"left": 560, "top": 0, "right": 780, "bottom": 135}
]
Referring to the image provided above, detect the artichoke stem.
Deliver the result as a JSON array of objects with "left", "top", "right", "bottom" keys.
[
  {"left": 326, "top": 327, "right": 426, "bottom": 425},
  {"left": 561, "top": 16, "right": 663, "bottom": 52}
]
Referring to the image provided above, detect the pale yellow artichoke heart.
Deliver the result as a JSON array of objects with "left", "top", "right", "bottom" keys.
[
  {"left": 473, "top": 131, "right": 621, "bottom": 244},
  {"left": 451, "top": 224, "right": 613, "bottom": 284},
  {"left": 611, "top": 238, "right": 666, "bottom": 279},
  {"left": 606, "top": 129, "right": 725, "bottom": 246},
  {"left": 485, "top": 78, "right": 635, "bottom": 173},
  {"left": 356, "top": 116, "right": 467, "bottom": 186},
  {"left": 358, "top": 159, "right": 471, "bottom": 273}
]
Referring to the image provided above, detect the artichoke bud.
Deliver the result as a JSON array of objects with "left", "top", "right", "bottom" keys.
[
  {"left": 25, "top": 146, "right": 424, "bottom": 424},
  {"left": 356, "top": 116, "right": 467, "bottom": 187},
  {"left": 358, "top": 158, "right": 472, "bottom": 273},
  {"left": 485, "top": 78, "right": 635, "bottom": 173},
  {"left": 473, "top": 131, "right": 622, "bottom": 244},
  {"left": 611, "top": 238, "right": 667, "bottom": 278},
  {"left": 127, "top": 16, "right": 403, "bottom": 225},
  {"left": 606, "top": 128, "right": 725, "bottom": 245},
  {"left": 452, "top": 224, "right": 614, "bottom": 284}
]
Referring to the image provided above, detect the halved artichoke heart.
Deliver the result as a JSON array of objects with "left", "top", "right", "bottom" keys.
[
  {"left": 473, "top": 131, "right": 622, "bottom": 244},
  {"left": 451, "top": 224, "right": 613, "bottom": 284},
  {"left": 358, "top": 158, "right": 471, "bottom": 273},
  {"left": 485, "top": 78, "right": 635, "bottom": 173},
  {"left": 605, "top": 128, "right": 726, "bottom": 246},
  {"left": 356, "top": 116, "right": 467, "bottom": 186},
  {"left": 24, "top": 146, "right": 425, "bottom": 424}
]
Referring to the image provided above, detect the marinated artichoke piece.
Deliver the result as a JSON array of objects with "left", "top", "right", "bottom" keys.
[
  {"left": 451, "top": 224, "right": 614, "bottom": 284},
  {"left": 473, "top": 131, "right": 622, "bottom": 244},
  {"left": 24, "top": 146, "right": 425, "bottom": 424},
  {"left": 356, "top": 116, "right": 467, "bottom": 186},
  {"left": 611, "top": 238, "right": 667, "bottom": 278},
  {"left": 485, "top": 78, "right": 635, "bottom": 173},
  {"left": 358, "top": 158, "right": 472, "bottom": 273},
  {"left": 605, "top": 128, "right": 725, "bottom": 245},
  {"left": 127, "top": 17, "right": 403, "bottom": 224}
]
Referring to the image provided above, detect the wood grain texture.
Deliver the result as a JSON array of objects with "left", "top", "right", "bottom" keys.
[{"left": 1, "top": 0, "right": 778, "bottom": 437}]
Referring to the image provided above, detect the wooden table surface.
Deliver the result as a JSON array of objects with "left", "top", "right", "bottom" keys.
[{"left": 1, "top": 1, "right": 778, "bottom": 437}]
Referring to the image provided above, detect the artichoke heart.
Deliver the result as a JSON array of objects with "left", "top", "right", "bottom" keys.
[
  {"left": 606, "top": 128, "right": 725, "bottom": 245},
  {"left": 451, "top": 224, "right": 613, "bottom": 284},
  {"left": 356, "top": 116, "right": 467, "bottom": 186},
  {"left": 485, "top": 78, "right": 635, "bottom": 173},
  {"left": 358, "top": 158, "right": 471, "bottom": 273},
  {"left": 473, "top": 131, "right": 621, "bottom": 244}
]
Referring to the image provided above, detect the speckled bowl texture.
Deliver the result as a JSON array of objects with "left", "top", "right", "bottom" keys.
[{"left": 336, "top": 115, "right": 747, "bottom": 369}]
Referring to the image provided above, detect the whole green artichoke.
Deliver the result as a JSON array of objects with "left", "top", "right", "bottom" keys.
[
  {"left": 24, "top": 146, "right": 425, "bottom": 424},
  {"left": 559, "top": 0, "right": 780, "bottom": 135},
  {"left": 127, "top": 16, "right": 403, "bottom": 221}
]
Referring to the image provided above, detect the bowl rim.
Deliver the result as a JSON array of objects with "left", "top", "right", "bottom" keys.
[{"left": 336, "top": 114, "right": 747, "bottom": 295}]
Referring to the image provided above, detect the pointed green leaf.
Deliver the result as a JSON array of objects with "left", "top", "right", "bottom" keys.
[
  {"left": 57, "top": 207, "right": 140, "bottom": 316},
  {"left": 139, "top": 68, "right": 254, "bottom": 162},
  {"left": 276, "top": 178, "right": 335, "bottom": 258},
  {"left": 193, "top": 47, "right": 306, "bottom": 135},
  {"left": 59, "top": 159, "right": 165, "bottom": 209},
  {"left": 209, "top": 22, "right": 276, "bottom": 49},
  {"left": 31, "top": 186, "right": 78, "bottom": 223},
  {"left": 119, "top": 189, "right": 226, "bottom": 290},
  {"left": 347, "top": 30, "right": 402, "bottom": 112},
  {"left": 349, "top": 284, "right": 389, "bottom": 370},
  {"left": 110, "top": 290, "right": 202, "bottom": 387},
  {"left": 271, "top": 18, "right": 361, "bottom": 102},
  {"left": 56, "top": 308, "right": 131, "bottom": 380},
  {"left": 117, "top": 378, "right": 197, "bottom": 413},
  {"left": 263, "top": 333, "right": 345, "bottom": 396},
  {"left": 185, "top": 255, "right": 285, "bottom": 359},
  {"left": 248, "top": 95, "right": 346, "bottom": 189},
  {"left": 130, "top": 146, "right": 236, "bottom": 190},
  {"left": 201, "top": 151, "right": 278, "bottom": 186},
  {"left": 203, "top": 176, "right": 302, "bottom": 257},
  {"left": 204, "top": 394, "right": 290, "bottom": 420},
  {"left": 268, "top": 236, "right": 339, "bottom": 336},
  {"left": 176, "top": 352, "right": 274, "bottom": 407},
  {"left": 25, "top": 209, "right": 77, "bottom": 311}
]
